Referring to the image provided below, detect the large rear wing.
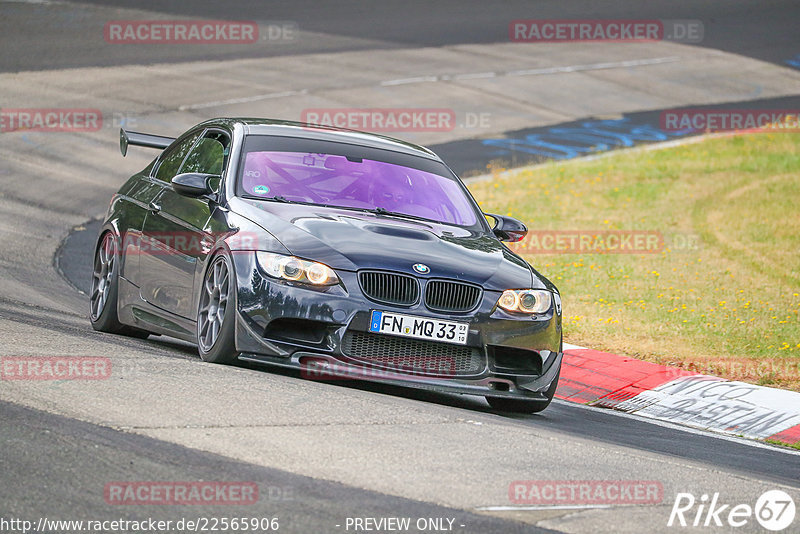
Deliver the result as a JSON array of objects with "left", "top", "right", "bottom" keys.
[{"left": 119, "top": 128, "right": 176, "bottom": 157}]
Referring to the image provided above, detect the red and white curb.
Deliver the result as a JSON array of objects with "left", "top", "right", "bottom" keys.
[{"left": 557, "top": 343, "right": 800, "bottom": 447}]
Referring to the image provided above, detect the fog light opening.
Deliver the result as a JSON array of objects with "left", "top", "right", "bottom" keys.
[
  {"left": 298, "top": 356, "right": 330, "bottom": 369},
  {"left": 489, "top": 381, "right": 510, "bottom": 392}
]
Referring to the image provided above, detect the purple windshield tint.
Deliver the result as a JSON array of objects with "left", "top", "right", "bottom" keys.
[{"left": 241, "top": 151, "right": 478, "bottom": 226}]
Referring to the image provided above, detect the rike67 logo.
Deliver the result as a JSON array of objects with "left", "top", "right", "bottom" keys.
[{"left": 668, "top": 490, "right": 796, "bottom": 531}]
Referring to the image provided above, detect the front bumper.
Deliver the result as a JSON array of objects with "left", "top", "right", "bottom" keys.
[{"left": 231, "top": 254, "right": 562, "bottom": 400}]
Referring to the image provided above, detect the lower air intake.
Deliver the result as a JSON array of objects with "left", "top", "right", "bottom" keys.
[{"left": 341, "top": 330, "right": 485, "bottom": 376}]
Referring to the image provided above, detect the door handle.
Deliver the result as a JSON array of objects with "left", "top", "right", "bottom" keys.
[{"left": 148, "top": 201, "right": 161, "bottom": 214}]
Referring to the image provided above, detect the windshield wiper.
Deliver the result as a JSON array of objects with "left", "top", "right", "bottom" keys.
[
  {"left": 367, "top": 207, "right": 431, "bottom": 223},
  {"left": 258, "top": 195, "right": 313, "bottom": 205},
  {"left": 251, "top": 198, "right": 436, "bottom": 223}
]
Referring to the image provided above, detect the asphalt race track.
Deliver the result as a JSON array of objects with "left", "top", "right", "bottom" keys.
[
  {"left": 3, "top": 0, "right": 798, "bottom": 70},
  {"left": 1, "top": 1, "right": 800, "bottom": 533}
]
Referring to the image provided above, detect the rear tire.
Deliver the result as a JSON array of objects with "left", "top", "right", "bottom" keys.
[
  {"left": 197, "top": 253, "right": 238, "bottom": 364},
  {"left": 486, "top": 369, "right": 560, "bottom": 414},
  {"left": 90, "top": 231, "right": 149, "bottom": 339}
]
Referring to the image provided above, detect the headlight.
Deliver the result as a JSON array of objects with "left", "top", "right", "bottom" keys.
[
  {"left": 255, "top": 252, "right": 339, "bottom": 285},
  {"left": 497, "top": 289, "right": 552, "bottom": 314}
]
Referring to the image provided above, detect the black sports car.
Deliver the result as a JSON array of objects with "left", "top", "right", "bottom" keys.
[{"left": 91, "top": 119, "right": 563, "bottom": 413}]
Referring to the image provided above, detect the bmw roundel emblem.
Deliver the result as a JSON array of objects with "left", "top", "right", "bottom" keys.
[{"left": 413, "top": 263, "right": 430, "bottom": 274}]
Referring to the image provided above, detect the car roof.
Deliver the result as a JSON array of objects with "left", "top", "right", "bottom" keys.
[{"left": 199, "top": 118, "right": 442, "bottom": 161}]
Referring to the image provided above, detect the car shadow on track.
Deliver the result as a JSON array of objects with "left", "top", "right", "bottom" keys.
[{"left": 230, "top": 356, "right": 548, "bottom": 420}]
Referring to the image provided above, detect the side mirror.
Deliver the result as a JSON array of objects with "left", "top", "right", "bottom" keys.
[
  {"left": 119, "top": 128, "right": 129, "bottom": 157},
  {"left": 171, "top": 173, "right": 217, "bottom": 198},
  {"left": 485, "top": 213, "right": 528, "bottom": 242}
]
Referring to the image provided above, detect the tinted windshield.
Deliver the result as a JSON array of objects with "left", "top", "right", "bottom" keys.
[{"left": 238, "top": 138, "right": 480, "bottom": 227}]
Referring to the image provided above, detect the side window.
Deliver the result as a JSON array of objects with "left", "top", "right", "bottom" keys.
[
  {"left": 154, "top": 132, "right": 201, "bottom": 182},
  {"left": 180, "top": 138, "right": 225, "bottom": 175}
]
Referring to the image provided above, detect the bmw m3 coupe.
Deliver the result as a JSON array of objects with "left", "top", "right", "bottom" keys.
[{"left": 91, "top": 118, "right": 563, "bottom": 413}]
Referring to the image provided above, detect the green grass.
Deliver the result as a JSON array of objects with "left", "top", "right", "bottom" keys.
[
  {"left": 469, "top": 133, "right": 800, "bottom": 390},
  {"left": 765, "top": 438, "right": 800, "bottom": 451}
]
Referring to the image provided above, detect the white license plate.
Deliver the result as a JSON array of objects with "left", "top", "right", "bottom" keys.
[{"left": 368, "top": 311, "right": 469, "bottom": 345}]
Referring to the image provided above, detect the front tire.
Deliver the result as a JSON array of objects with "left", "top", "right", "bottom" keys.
[
  {"left": 486, "top": 369, "right": 560, "bottom": 414},
  {"left": 90, "top": 231, "right": 149, "bottom": 339},
  {"left": 197, "top": 253, "right": 238, "bottom": 364}
]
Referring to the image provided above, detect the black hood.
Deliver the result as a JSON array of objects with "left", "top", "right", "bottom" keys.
[{"left": 230, "top": 198, "right": 541, "bottom": 291}]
